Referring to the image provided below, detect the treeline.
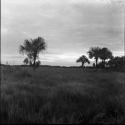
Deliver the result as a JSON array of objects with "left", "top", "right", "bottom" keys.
[
  {"left": 107, "top": 56, "right": 125, "bottom": 72},
  {"left": 18, "top": 36, "right": 124, "bottom": 72},
  {"left": 77, "top": 47, "right": 125, "bottom": 72}
]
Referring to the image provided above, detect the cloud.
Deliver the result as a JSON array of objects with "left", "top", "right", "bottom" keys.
[
  {"left": 1, "top": 0, "right": 124, "bottom": 66},
  {"left": 1, "top": 27, "right": 8, "bottom": 35}
]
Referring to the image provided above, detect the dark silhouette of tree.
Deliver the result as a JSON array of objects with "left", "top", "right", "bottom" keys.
[
  {"left": 36, "top": 60, "right": 41, "bottom": 67},
  {"left": 87, "top": 47, "right": 101, "bottom": 67},
  {"left": 23, "top": 58, "right": 29, "bottom": 65},
  {"left": 108, "top": 56, "right": 125, "bottom": 71},
  {"left": 99, "top": 47, "right": 113, "bottom": 68},
  {"left": 19, "top": 36, "right": 46, "bottom": 68},
  {"left": 76, "top": 55, "right": 90, "bottom": 68},
  {"left": 93, "top": 63, "right": 96, "bottom": 68}
]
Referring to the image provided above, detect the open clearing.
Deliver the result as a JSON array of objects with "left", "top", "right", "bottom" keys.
[{"left": 1, "top": 66, "right": 125, "bottom": 124}]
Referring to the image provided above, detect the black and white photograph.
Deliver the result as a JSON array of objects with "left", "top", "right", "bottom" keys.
[{"left": 1, "top": 0, "right": 125, "bottom": 124}]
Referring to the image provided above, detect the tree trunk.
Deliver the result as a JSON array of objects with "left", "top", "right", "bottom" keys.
[
  {"left": 101, "top": 59, "right": 105, "bottom": 68},
  {"left": 33, "top": 56, "right": 36, "bottom": 67},
  {"left": 33, "top": 59, "right": 36, "bottom": 66},
  {"left": 81, "top": 62, "right": 84, "bottom": 68},
  {"left": 29, "top": 60, "right": 32, "bottom": 66}
]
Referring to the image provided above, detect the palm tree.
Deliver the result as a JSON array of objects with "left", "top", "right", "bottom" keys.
[
  {"left": 87, "top": 47, "right": 101, "bottom": 67},
  {"left": 99, "top": 47, "right": 113, "bottom": 67},
  {"left": 19, "top": 36, "right": 46, "bottom": 67},
  {"left": 76, "top": 55, "right": 90, "bottom": 68}
]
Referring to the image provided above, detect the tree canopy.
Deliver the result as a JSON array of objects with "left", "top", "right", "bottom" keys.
[
  {"left": 87, "top": 47, "right": 101, "bottom": 67},
  {"left": 99, "top": 47, "right": 113, "bottom": 62},
  {"left": 76, "top": 55, "right": 90, "bottom": 68},
  {"left": 19, "top": 36, "right": 46, "bottom": 67}
]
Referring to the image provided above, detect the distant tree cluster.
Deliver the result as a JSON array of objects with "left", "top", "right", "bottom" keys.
[
  {"left": 107, "top": 56, "right": 125, "bottom": 71},
  {"left": 19, "top": 37, "right": 46, "bottom": 69},
  {"left": 19, "top": 36, "right": 124, "bottom": 71},
  {"left": 88, "top": 47, "right": 113, "bottom": 68},
  {"left": 77, "top": 47, "right": 125, "bottom": 71}
]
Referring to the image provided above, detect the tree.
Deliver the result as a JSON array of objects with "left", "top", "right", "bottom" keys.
[
  {"left": 36, "top": 60, "right": 41, "bottom": 67},
  {"left": 108, "top": 56, "right": 125, "bottom": 71},
  {"left": 23, "top": 58, "right": 29, "bottom": 65},
  {"left": 76, "top": 55, "right": 90, "bottom": 68},
  {"left": 19, "top": 36, "right": 46, "bottom": 67},
  {"left": 87, "top": 47, "right": 101, "bottom": 67},
  {"left": 99, "top": 47, "right": 113, "bottom": 67}
]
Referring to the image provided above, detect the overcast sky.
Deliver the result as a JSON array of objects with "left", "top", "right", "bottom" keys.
[{"left": 1, "top": 0, "right": 124, "bottom": 66}]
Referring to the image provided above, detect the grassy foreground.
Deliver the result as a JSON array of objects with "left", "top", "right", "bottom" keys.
[{"left": 1, "top": 66, "right": 125, "bottom": 124}]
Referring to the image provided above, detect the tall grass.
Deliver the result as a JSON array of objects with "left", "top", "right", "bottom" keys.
[{"left": 1, "top": 66, "right": 125, "bottom": 124}]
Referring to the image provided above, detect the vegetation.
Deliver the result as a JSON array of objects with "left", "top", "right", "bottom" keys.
[
  {"left": 1, "top": 36, "right": 124, "bottom": 124},
  {"left": 1, "top": 66, "right": 125, "bottom": 124},
  {"left": 76, "top": 55, "right": 90, "bottom": 68},
  {"left": 19, "top": 37, "right": 123, "bottom": 71},
  {"left": 19, "top": 36, "right": 46, "bottom": 68},
  {"left": 107, "top": 56, "right": 125, "bottom": 72},
  {"left": 87, "top": 47, "right": 113, "bottom": 68},
  {"left": 23, "top": 58, "right": 29, "bottom": 65},
  {"left": 99, "top": 47, "right": 113, "bottom": 68},
  {"left": 88, "top": 47, "right": 101, "bottom": 67},
  {"left": 87, "top": 46, "right": 124, "bottom": 71}
]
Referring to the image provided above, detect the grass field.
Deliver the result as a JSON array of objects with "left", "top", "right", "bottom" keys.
[{"left": 1, "top": 66, "right": 125, "bottom": 124}]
